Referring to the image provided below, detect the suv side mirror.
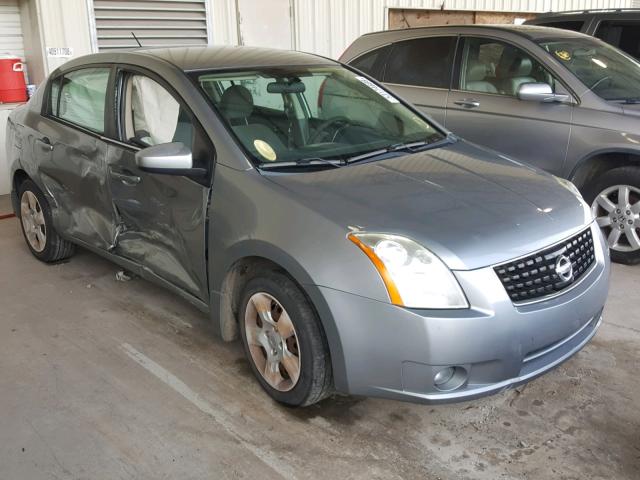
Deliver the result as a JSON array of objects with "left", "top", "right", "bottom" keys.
[
  {"left": 517, "top": 83, "right": 571, "bottom": 104},
  {"left": 135, "top": 142, "right": 205, "bottom": 177}
]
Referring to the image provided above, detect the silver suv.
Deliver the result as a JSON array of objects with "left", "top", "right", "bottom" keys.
[{"left": 341, "top": 25, "right": 640, "bottom": 264}]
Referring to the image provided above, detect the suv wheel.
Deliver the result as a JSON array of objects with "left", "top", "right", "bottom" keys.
[
  {"left": 584, "top": 166, "right": 640, "bottom": 265},
  {"left": 239, "top": 271, "right": 333, "bottom": 406},
  {"left": 18, "top": 179, "right": 75, "bottom": 263}
]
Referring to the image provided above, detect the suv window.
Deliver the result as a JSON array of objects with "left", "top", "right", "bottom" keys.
[
  {"left": 52, "top": 67, "right": 110, "bottom": 133},
  {"left": 595, "top": 21, "right": 640, "bottom": 59},
  {"left": 458, "top": 37, "right": 557, "bottom": 97},
  {"left": 125, "top": 74, "right": 194, "bottom": 148},
  {"left": 385, "top": 37, "right": 456, "bottom": 89},
  {"left": 535, "top": 20, "right": 585, "bottom": 32},
  {"left": 349, "top": 45, "right": 392, "bottom": 80}
]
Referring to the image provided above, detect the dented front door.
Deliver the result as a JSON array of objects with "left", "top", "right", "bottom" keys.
[
  {"left": 105, "top": 144, "right": 209, "bottom": 301},
  {"left": 105, "top": 70, "right": 210, "bottom": 302}
]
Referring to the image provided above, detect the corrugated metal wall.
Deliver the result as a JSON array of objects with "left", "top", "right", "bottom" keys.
[
  {"left": 291, "top": 0, "right": 635, "bottom": 58},
  {"left": 0, "top": 0, "right": 24, "bottom": 59}
]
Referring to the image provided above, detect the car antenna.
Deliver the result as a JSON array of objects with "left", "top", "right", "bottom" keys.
[{"left": 131, "top": 32, "right": 142, "bottom": 48}]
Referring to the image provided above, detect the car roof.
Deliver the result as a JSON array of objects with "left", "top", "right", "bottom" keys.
[
  {"left": 133, "top": 45, "right": 337, "bottom": 71},
  {"left": 531, "top": 8, "right": 640, "bottom": 19},
  {"left": 359, "top": 24, "right": 589, "bottom": 42}
]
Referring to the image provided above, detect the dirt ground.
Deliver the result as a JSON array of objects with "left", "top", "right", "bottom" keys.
[{"left": 1, "top": 216, "right": 638, "bottom": 480}]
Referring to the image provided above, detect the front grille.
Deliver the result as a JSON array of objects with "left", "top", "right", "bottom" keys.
[{"left": 494, "top": 227, "right": 595, "bottom": 304}]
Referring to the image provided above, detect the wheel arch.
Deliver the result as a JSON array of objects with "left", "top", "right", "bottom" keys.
[
  {"left": 569, "top": 149, "right": 640, "bottom": 190},
  {"left": 211, "top": 241, "right": 348, "bottom": 392},
  {"left": 11, "top": 169, "right": 31, "bottom": 216}
]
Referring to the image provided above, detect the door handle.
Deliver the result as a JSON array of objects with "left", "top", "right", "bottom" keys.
[
  {"left": 36, "top": 137, "right": 53, "bottom": 151},
  {"left": 110, "top": 170, "right": 141, "bottom": 186},
  {"left": 454, "top": 99, "right": 481, "bottom": 109}
]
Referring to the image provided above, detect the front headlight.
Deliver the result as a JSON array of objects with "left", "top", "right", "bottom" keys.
[{"left": 348, "top": 233, "right": 468, "bottom": 309}]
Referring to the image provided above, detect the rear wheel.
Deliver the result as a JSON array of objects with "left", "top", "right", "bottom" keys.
[
  {"left": 583, "top": 166, "right": 640, "bottom": 265},
  {"left": 239, "top": 271, "right": 332, "bottom": 406},
  {"left": 18, "top": 179, "right": 75, "bottom": 263}
]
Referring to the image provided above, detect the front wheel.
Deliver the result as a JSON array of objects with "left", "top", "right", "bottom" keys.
[
  {"left": 584, "top": 166, "right": 640, "bottom": 265},
  {"left": 239, "top": 271, "right": 332, "bottom": 406}
]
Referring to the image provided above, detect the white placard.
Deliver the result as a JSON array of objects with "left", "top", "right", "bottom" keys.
[
  {"left": 355, "top": 76, "right": 399, "bottom": 103},
  {"left": 46, "top": 47, "right": 74, "bottom": 58}
]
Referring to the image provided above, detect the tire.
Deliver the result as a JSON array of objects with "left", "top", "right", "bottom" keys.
[
  {"left": 17, "top": 179, "right": 75, "bottom": 263},
  {"left": 582, "top": 166, "right": 640, "bottom": 265},
  {"left": 239, "top": 270, "right": 333, "bottom": 406}
]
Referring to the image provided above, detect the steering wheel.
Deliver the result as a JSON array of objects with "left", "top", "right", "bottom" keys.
[
  {"left": 589, "top": 76, "right": 611, "bottom": 92},
  {"left": 308, "top": 116, "right": 350, "bottom": 144}
]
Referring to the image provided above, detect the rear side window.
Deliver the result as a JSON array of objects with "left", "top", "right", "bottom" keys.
[
  {"left": 595, "top": 21, "right": 640, "bottom": 59},
  {"left": 349, "top": 45, "right": 391, "bottom": 80},
  {"left": 51, "top": 67, "right": 110, "bottom": 133},
  {"left": 385, "top": 36, "right": 456, "bottom": 89},
  {"left": 535, "top": 20, "right": 585, "bottom": 32}
]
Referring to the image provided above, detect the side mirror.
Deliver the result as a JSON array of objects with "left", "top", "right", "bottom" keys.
[
  {"left": 517, "top": 83, "right": 571, "bottom": 104},
  {"left": 135, "top": 142, "right": 204, "bottom": 177}
]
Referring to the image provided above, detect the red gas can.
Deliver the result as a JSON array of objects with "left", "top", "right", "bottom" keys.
[{"left": 0, "top": 55, "right": 27, "bottom": 103}]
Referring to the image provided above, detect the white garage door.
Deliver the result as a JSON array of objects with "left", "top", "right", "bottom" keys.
[
  {"left": 0, "top": 0, "right": 24, "bottom": 59},
  {"left": 91, "top": 0, "right": 211, "bottom": 51}
]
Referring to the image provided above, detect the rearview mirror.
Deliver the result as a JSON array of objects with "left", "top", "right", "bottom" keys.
[
  {"left": 267, "top": 81, "right": 305, "bottom": 94},
  {"left": 517, "top": 83, "right": 571, "bottom": 104},
  {"left": 135, "top": 142, "right": 204, "bottom": 176}
]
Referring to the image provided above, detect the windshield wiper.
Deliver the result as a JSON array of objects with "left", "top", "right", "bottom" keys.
[
  {"left": 258, "top": 157, "right": 345, "bottom": 170},
  {"left": 345, "top": 133, "right": 457, "bottom": 165}
]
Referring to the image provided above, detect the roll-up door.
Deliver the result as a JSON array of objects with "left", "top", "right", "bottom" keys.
[
  {"left": 0, "top": 0, "right": 24, "bottom": 59},
  {"left": 91, "top": 0, "right": 210, "bottom": 51}
]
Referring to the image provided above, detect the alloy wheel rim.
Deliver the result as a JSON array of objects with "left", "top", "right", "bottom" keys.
[
  {"left": 591, "top": 184, "right": 640, "bottom": 253},
  {"left": 20, "top": 191, "right": 47, "bottom": 253},
  {"left": 244, "top": 292, "right": 301, "bottom": 392}
]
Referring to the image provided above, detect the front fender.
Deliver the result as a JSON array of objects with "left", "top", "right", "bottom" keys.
[{"left": 208, "top": 238, "right": 350, "bottom": 393}]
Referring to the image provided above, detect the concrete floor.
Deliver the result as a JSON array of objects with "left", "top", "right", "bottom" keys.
[
  {"left": 0, "top": 194, "right": 12, "bottom": 216},
  {"left": 1, "top": 216, "right": 638, "bottom": 480}
]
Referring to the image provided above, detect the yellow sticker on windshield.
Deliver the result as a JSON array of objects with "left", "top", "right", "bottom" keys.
[
  {"left": 555, "top": 50, "right": 572, "bottom": 61},
  {"left": 254, "top": 139, "right": 277, "bottom": 161}
]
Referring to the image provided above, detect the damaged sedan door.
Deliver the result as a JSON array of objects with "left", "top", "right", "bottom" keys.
[
  {"left": 38, "top": 66, "right": 119, "bottom": 249},
  {"left": 105, "top": 70, "right": 212, "bottom": 302}
]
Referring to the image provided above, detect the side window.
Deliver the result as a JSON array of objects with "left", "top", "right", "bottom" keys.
[
  {"left": 54, "top": 68, "right": 110, "bottom": 133},
  {"left": 536, "top": 20, "right": 585, "bottom": 32},
  {"left": 595, "top": 21, "right": 640, "bottom": 59},
  {"left": 385, "top": 37, "right": 456, "bottom": 88},
  {"left": 459, "top": 37, "right": 557, "bottom": 97},
  {"left": 349, "top": 45, "right": 392, "bottom": 80},
  {"left": 125, "top": 74, "right": 194, "bottom": 148}
]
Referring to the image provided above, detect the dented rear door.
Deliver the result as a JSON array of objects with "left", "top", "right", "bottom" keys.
[{"left": 35, "top": 66, "right": 118, "bottom": 250}]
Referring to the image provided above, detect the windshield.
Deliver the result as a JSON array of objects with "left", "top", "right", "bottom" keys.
[
  {"left": 537, "top": 37, "right": 640, "bottom": 101},
  {"left": 194, "top": 66, "right": 444, "bottom": 166}
]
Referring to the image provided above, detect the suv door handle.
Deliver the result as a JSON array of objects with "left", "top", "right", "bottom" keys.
[
  {"left": 454, "top": 99, "right": 481, "bottom": 109},
  {"left": 110, "top": 170, "right": 141, "bottom": 186},
  {"left": 36, "top": 137, "right": 53, "bottom": 151}
]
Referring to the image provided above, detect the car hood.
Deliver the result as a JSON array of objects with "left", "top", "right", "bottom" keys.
[{"left": 264, "top": 140, "right": 592, "bottom": 270}]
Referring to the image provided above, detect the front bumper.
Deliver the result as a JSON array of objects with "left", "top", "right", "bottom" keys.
[{"left": 321, "top": 223, "right": 610, "bottom": 404}]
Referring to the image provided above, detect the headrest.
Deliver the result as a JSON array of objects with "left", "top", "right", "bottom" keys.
[
  {"left": 219, "top": 85, "right": 254, "bottom": 120},
  {"left": 497, "top": 49, "right": 534, "bottom": 78},
  {"left": 509, "top": 57, "right": 533, "bottom": 77},
  {"left": 466, "top": 61, "right": 489, "bottom": 82}
]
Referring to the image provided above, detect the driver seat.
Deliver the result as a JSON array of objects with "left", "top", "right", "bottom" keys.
[
  {"left": 219, "top": 85, "right": 287, "bottom": 161},
  {"left": 497, "top": 51, "right": 537, "bottom": 96}
]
